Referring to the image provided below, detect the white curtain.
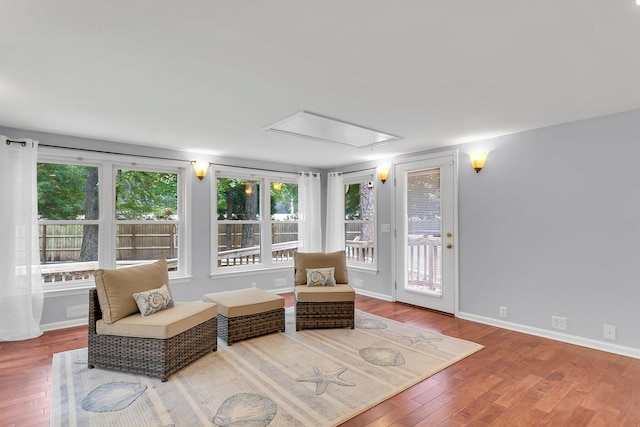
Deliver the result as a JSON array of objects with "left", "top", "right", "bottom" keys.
[
  {"left": 297, "top": 172, "right": 322, "bottom": 252},
  {"left": 0, "top": 136, "right": 43, "bottom": 341},
  {"left": 325, "top": 172, "right": 345, "bottom": 252}
]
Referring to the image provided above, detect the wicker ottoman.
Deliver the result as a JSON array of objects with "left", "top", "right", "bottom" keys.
[{"left": 203, "top": 288, "right": 285, "bottom": 345}]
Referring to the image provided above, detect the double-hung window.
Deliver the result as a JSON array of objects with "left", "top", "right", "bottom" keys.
[
  {"left": 114, "top": 167, "right": 182, "bottom": 269},
  {"left": 213, "top": 167, "right": 298, "bottom": 273},
  {"left": 37, "top": 148, "right": 189, "bottom": 289},
  {"left": 343, "top": 171, "right": 377, "bottom": 268}
]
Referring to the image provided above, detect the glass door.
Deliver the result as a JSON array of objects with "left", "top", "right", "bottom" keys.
[{"left": 395, "top": 152, "right": 457, "bottom": 313}]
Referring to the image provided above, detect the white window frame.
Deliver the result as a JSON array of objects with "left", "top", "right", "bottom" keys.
[
  {"left": 269, "top": 179, "right": 299, "bottom": 266},
  {"left": 38, "top": 147, "right": 191, "bottom": 293},
  {"left": 211, "top": 166, "right": 298, "bottom": 277},
  {"left": 343, "top": 169, "right": 378, "bottom": 271}
]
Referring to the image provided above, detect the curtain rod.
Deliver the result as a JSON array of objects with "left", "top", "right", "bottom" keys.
[
  {"left": 38, "top": 143, "right": 314, "bottom": 176},
  {"left": 211, "top": 161, "right": 317, "bottom": 176},
  {"left": 334, "top": 166, "right": 376, "bottom": 175},
  {"left": 6, "top": 139, "right": 28, "bottom": 147},
  {"left": 39, "top": 143, "right": 191, "bottom": 163}
]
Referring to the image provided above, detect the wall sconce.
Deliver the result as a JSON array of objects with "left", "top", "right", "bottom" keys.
[
  {"left": 192, "top": 161, "right": 209, "bottom": 180},
  {"left": 377, "top": 165, "right": 390, "bottom": 184},
  {"left": 272, "top": 182, "right": 283, "bottom": 191},
  {"left": 468, "top": 152, "right": 488, "bottom": 173}
]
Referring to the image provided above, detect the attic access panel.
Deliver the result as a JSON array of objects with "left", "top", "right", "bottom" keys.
[{"left": 265, "top": 111, "right": 402, "bottom": 148}]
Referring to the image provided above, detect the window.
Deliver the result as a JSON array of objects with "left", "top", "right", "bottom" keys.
[
  {"left": 216, "top": 177, "right": 262, "bottom": 266},
  {"left": 270, "top": 182, "right": 298, "bottom": 263},
  {"left": 115, "top": 168, "right": 180, "bottom": 268},
  {"left": 38, "top": 163, "right": 100, "bottom": 276},
  {"left": 37, "top": 148, "right": 189, "bottom": 289},
  {"left": 214, "top": 168, "right": 298, "bottom": 272},
  {"left": 344, "top": 172, "right": 376, "bottom": 267}
]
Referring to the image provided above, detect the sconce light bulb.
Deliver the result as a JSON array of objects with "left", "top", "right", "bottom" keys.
[
  {"left": 468, "top": 152, "right": 488, "bottom": 173},
  {"left": 192, "top": 161, "right": 209, "bottom": 180},
  {"left": 377, "top": 165, "right": 390, "bottom": 184}
]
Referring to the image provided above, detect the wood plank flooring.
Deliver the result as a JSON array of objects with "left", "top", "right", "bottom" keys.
[{"left": 1, "top": 293, "right": 639, "bottom": 426}]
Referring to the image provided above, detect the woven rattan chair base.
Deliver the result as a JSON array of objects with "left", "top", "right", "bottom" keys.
[
  {"left": 295, "top": 301, "right": 355, "bottom": 331},
  {"left": 218, "top": 308, "right": 285, "bottom": 345},
  {"left": 88, "top": 289, "right": 217, "bottom": 382}
]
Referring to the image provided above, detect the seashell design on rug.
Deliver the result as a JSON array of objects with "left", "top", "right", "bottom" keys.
[
  {"left": 81, "top": 382, "right": 147, "bottom": 413},
  {"left": 359, "top": 347, "right": 406, "bottom": 366},
  {"left": 213, "top": 393, "right": 277, "bottom": 427}
]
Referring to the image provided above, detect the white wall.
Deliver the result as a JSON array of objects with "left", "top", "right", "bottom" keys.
[{"left": 3, "top": 107, "right": 640, "bottom": 355}]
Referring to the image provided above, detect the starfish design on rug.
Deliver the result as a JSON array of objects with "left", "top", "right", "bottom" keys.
[
  {"left": 402, "top": 332, "right": 443, "bottom": 348},
  {"left": 295, "top": 366, "right": 355, "bottom": 395}
]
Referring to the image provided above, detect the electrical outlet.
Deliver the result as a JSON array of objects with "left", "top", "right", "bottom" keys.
[
  {"left": 604, "top": 325, "right": 616, "bottom": 340},
  {"left": 499, "top": 306, "right": 508, "bottom": 318},
  {"left": 552, "top": 316, "right": 568, "bottom": 331},
  {"left": 251, "top": 282, "right": 257, "bottom": 288}
]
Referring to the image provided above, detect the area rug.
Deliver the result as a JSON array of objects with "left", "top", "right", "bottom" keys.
[{"left": 51, "top": 309, "right": 482, "bottom": 426}]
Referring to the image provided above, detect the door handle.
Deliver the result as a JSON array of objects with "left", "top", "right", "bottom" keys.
[{"left": 446, "top": 243, "right": 453, "bottom": 249}]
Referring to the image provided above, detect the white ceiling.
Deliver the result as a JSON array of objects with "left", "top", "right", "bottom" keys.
[{"left": 2, "top": 1, "right": 640, "bottom": 168}]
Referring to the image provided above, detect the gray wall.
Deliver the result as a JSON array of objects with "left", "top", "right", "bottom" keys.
[
  {"left": 457, "top": 109, "right": 640, "bottom": 351},
  {"left": 336, "top": 108, "right": 640, "bottom": 355},
  {"left": 3, "top": 107, "right": 640, "bottom": 355}
]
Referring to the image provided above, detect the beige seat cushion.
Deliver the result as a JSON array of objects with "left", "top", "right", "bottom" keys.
[
  {"left": 94, "top": 259, "right": 169, "bottom": 324},
  {"left": 97, "top": 301, "right": 218, "bottom": 339},
  {"left": 204, "top": 288, "right": 284, "bottom": 318},
  {"left": 295, "top": 284, "right": 355, "bottom": 303},
  {"left": 294, "top": 251, "right": 348, "bottom": 286}
]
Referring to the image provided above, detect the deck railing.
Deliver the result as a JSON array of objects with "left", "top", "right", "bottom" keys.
[
  {"left": 217, "top": 241, "right": 299, "bottom": 267},
  {"left": 345, "top": 240, "right": 374, "bottom": 263},
  {"left": 41, "top": 258, "right": 178, "bottom": 283},
  {"left": 40, "top": 237, "right": 441, "bottom": 285},
  {"left": 407, "top": 235, "right": 441, "bottom": 287},
  {"left": 217, "top": 240, "right": 376, "bottom": 267}
]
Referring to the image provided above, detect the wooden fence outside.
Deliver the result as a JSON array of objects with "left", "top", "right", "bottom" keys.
[{"left": 40, "top": 223, "right": 178, "bottom": 263}]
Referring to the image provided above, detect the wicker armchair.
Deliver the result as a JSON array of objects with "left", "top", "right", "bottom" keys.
[
  {"left": 293, "top": 251, "right": 355, "bottom": 331},
  {"left": 88, "top": 260, "right": 218, "bottom": 381}
]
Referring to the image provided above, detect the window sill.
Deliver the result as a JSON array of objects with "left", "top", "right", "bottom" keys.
[{"left": 347, "top": 264, "right": 378, "bottom": 274}]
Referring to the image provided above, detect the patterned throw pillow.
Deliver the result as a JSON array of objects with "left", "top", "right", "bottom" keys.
[
  {"left": 306, "top": 267, "right": 337, "bottom": 287},
  {"left": 133, "top": 284, "right": 175, "bottom": 316}
]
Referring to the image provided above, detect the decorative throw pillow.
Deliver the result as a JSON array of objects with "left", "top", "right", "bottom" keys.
[
  {"left": 306, "top": 267, "right": 336, "bottom": 287},
  {"left": 94, "top": 259, "right": 169, "bottom": 323},
  {"left": 133, "top": 284, "right": 175, "bottom": 316},
  {"left": 294, "top": 251, "right": 348, "bottom": 286}
]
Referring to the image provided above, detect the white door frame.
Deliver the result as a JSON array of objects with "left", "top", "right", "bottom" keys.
[{"left": 391, "top": 150, "right": 459, "bottom": 315}]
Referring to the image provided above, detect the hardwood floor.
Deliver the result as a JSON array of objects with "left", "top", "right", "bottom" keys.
[{"left": 1, "top": 294, "right": 639, "bottom": 426}]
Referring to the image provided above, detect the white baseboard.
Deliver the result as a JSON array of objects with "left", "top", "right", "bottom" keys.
[
  {"left": 41, "top": 294, "right": 637, "bottom": 361},
  {"left": 458, "top": 311, "right": 640, "bottom": 360},
  {"left": 41, "top": 317, "right": 88, "bottom": 332},
  {"left": 354, "top": 288, "right": 393, "bottom": 301}
]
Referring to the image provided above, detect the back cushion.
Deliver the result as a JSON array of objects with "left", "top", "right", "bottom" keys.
[
  {"left": 294, "top": 251, "right": 348, "bottom": 285},
  {"left": 94, "top": 259, "right": 169, "bottom": 323}
]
